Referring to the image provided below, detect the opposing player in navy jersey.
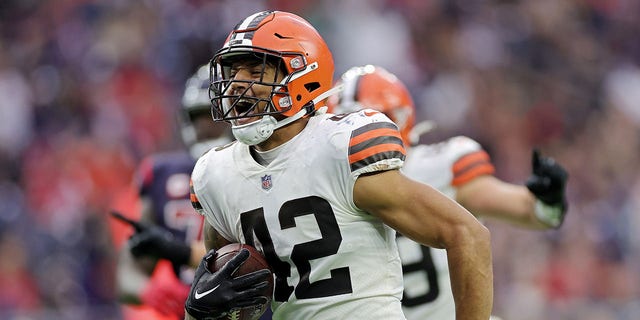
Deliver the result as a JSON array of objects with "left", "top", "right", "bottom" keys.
[
  {"left": 330, "top": 65, "right": 569, "bottom": 320},
  {"left": 115, "top": 64, "right": 231, "bottom": 320},
  {"left": 185, "top": 11, "right": 493, "bottom": 320}
]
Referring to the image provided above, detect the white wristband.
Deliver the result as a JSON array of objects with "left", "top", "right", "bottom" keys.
[{"left": 534, "top": 199, "right": 563, "bottom": 228}]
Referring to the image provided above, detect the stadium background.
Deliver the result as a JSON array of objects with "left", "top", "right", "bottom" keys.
[{"left": 0, "top": 0, "right": 639, "bottom": 319}]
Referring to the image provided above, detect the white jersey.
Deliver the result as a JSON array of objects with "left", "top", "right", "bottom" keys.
[
  {"left": 191, "top": 110, "right": 408, "bottom": 320},
  {"left": 398, "top": 136, "right": 495, "bottom": 320}
]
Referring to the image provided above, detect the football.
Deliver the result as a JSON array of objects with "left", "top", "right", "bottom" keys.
[{"left": 210, "top": 243, "right": 274, "bottom": 320}]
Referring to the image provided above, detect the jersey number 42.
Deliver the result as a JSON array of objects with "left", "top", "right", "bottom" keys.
[{"left": 239, "top": 196, "right": 354, "bottom": 302}]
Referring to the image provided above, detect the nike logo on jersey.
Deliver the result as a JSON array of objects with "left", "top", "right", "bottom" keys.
[{"left": 194, "top": 284, "right": 221, "bottom": 299}]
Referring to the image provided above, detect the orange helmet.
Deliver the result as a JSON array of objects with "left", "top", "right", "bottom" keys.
[
  {"left": 210, "top": 11, "right": 335, "bottom": 121},
  {"left": 329, "top": 65, "right": 416, "bottom": 146}
]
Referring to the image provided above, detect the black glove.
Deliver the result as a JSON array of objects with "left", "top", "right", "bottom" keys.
[
  {"left": 185, "top": 249, "right": 272, "bottom": 320},
  {"left": 525, "top": 149, "right": 569, "bottom": 227},
  {"left": 127, "top": 223, "right": 191, "bottom": 267}
]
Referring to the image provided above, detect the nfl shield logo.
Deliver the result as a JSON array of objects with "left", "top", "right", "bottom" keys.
[{"left": 261, "top": 175, "right": 272, "bottom": 190}]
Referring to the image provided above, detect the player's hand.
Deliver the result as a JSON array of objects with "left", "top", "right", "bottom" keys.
[
  {"left": 525, "top": 149, "right": 569, "bottom": 228},
  {"left": 140, "top": 261, "right": 190, "bottom": 317},
  {"left": 184, "top": 249, "right": 271, "bottom": 320},
  {"left": 127, "top": 224, "right": 192, "bottom": 267},
  {"left": 111, "top": 211, "right": 192, "bottom": 270}
]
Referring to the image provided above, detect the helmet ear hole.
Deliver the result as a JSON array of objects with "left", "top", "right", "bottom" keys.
[
  {"left": 304, "top": 82, "right": 320, "bottom": 92},
  {"left": 296, "top": 95, "right": 302, "bottom": 101}
]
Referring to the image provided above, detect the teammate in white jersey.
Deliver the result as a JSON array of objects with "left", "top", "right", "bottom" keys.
[
  {"left": 330, "top": 65, "right": 569, "bottom": 320},
  {"left": 184, "top": 11, "right": 493, "bottom": 320}
]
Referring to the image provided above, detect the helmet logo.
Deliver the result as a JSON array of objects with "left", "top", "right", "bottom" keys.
[
  {"left": 261, "top": 174, "right": 273, "bottom": 190},
  {"left": 290, "top": 57, "right": 304, "bottom": 69},
  {"left": 278, "top": 96, "right": 292, "bottom": 108}
]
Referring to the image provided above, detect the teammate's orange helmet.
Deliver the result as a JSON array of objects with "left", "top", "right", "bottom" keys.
[
  {"left": 329, "top": 65, "right": 416, "bottom": 146},
  {"left": 210, "top": 11, "right": 335, "bottom": 120}
]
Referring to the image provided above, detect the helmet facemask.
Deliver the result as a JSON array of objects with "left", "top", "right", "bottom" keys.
[
  {"left": 209, "top": 49, "right": 318, "bottom": 145},
  {"left": 207, "top": 11, "right": 336, "bottom": 145},
  {"left": 210, "top": 50, "right": 300, "bottom": 122}
]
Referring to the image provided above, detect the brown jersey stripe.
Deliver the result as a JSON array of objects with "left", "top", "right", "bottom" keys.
[
  {"left": 452, "top": 151, "right": 491, "bottom": 174},
  {"left": 351, "top": 121, "right": 398, "bottom": 138},
  {"left": 349, "top": 122, "right": 403, "bottom": 151},
  {"left": 189, "top": 179, "right": 203, "bottom": 210},
  {"left": 349, "top": 143, "right": 406, "bottom": 164},
  {"left": 349, "top": 127, "right": 403, "bottom": 147},
  {"left": 349, "top": 134, "right": 404, "bottom": 155},
  {"left": 452, "top": 163, "right": 495, "bottom": 186},
  {"left": 350, "top": 150, "right": 406, "bottom": 171},
  {"left": 349, "top": 122, "right": 405, "bottom": 171},
  {"left": 451, "top": 151, "right": 495, "bottom": 186}
]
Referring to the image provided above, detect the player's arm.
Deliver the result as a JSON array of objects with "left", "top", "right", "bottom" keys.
[
  {"left": 184, "top": 221, "right": 229, "bottom": 320},
  {"left": 202, "top": 220, "right": 232, "bottom": 252},
  {"left": 115, "top": 197, "right": 157, "bottom": 304},
  {"left": 116, "top": 239, "right": 156, "bottom": 304},
  {"left": 354, "top": 169, "right": 493, "bottom": 320},
  {"left": 456, "top": 150, "right": 568, "bottom": 229},
  {"left": 186, "top": 174, "right": 267, "bottom": 320},
  {"left": 113, "top": 200, "right": 192, "bottom": 317},
  {"left": 455, "top": 176, "right": 550, "bottom": 229},
  {"left": 184, "top": 217, "right": 268, "bottom": 320},
  {"left": 121, "top": 199, "right": 194, "bottom": 268},
  {"left": 187, "top": 240, "right": 208, "bottom": 268}
]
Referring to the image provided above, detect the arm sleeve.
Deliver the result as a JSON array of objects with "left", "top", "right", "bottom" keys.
[
  {"left": 345, "top": 110, "right": 406, "bottom": 178},
  {"left": 448, "top": 136, "right": 495, "bottom": 186}
]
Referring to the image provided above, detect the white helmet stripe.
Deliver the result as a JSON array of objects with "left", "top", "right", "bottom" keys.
[
  {"left": 227, "top": 11, "right": 273, "bottom": 46},
  {"left": 237, "top": 11, "right": 269, "bottom": 30}
]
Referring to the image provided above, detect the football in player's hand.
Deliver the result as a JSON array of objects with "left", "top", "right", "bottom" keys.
[{"left": 210, "top": 243, "right": 274, "bottom": 320}]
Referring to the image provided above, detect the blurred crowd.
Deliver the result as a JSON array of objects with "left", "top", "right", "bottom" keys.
[{"left": 0, "top": 0, "right": 639, "bottom": 319}]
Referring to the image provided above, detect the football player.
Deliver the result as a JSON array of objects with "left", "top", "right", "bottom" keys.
[
  {"left": 330, "top": 64, "right": 568, "bottom": 320},
  {"left": 114, "top": 64, "right": 231, "bottom": 320},
  {"left": 186, "top": 11, "right": 493, "bottom": 320}
]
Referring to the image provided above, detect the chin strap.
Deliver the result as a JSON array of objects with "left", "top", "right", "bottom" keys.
[
  {"left": 232, "top": 85, "right": 345, "bottom": 145},
  {"left": 315, "top": 84, "right": 343, "bottom": 106}
]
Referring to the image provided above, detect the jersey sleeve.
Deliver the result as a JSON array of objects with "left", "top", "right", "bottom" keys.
[
  {"left": 448, "top": 136, "right": 495, "bottom": 186},
  {"left": 344, "top": 109, "right": 406, "bottom": 177},
  {"left": 189, "top": 151, "right": 236, "bottom": 242},
  {"left": 189, "top": 178, "right": 203, "bottom": 214}
]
